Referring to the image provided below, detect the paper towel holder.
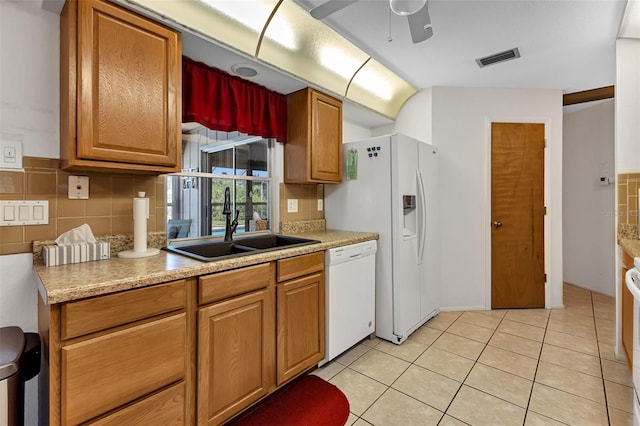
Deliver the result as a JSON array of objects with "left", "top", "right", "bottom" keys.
[{"left": 118, "top": 192, "right": 160, "bottom": 259}]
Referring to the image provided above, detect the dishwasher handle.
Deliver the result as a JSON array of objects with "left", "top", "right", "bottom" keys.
[{"left": 325, "top": 241, "right": 377, "bottom": 266}]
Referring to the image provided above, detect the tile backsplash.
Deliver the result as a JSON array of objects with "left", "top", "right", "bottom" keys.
[
  {"left": 0, "top": 157, "right": 166, "bottom": 256},
  {"left": 279, "top": 183, "right": 324, "bottom": 225},
  {"left": 618, "top": 173, "right": 639, "bottom": 239}
]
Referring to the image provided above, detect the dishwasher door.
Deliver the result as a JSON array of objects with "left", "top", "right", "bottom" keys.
[{"left": 321, "top": 240, "right": 377, "bottom": 365}]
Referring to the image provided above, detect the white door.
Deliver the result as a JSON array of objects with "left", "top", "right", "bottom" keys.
[{"left": 391, "top": 135, "right": 421, "bottom": 339}]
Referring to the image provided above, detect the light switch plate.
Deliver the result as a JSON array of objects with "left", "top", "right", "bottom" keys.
[
  {"left": 287, "top": 199, "right": 298, "bottom": 213},
  {"left": 68, "top": 176, "right": 89, "bottom": 199},
  {"left": 317, "top": 199, "right": 323, "bottom": 211},
  {"left": 0, "top": 200, "right": 49, "bottom": 226}
]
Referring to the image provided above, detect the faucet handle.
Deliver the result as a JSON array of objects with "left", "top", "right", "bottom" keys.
[{"left": 231, "top": 210, "right": 240, "bottom": 232}]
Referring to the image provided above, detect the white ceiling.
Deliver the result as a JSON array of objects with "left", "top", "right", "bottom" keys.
[
  {"left": 293, "top": 0, "right": 626, "bottom": 93},
  {"left": 179, "top": 0, "right": 626, "bottom": 127},
  {"left": 43, "top": 0, "right": 629, "bottom": 128}
]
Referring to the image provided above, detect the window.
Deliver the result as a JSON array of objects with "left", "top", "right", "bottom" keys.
[{"left": 166, "top": 127, "right": 272, "bottom": 240}]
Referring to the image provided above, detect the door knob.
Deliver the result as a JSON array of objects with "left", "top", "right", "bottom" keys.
[{"left": 493, "top": 221, "right": 503, "bottom": 228}]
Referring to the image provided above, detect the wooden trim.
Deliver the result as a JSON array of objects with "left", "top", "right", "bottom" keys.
[{"left": 563, "top": 86, "right": 614, "bottom": 106}]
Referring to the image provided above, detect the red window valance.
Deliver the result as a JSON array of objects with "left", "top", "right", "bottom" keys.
[{"left": 182, "top": 57, "right": 287, "bottom": 143}]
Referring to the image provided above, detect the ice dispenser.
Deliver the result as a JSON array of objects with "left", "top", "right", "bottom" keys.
[
  {"left": 403, "top": 195, "right": 416, "bottom": 211},
  {"left": 403, "top": 195, "right": 417, "bottom": 237}
]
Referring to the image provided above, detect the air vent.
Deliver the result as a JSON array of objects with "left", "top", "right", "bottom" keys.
[{"left": 476, "top": 48, "right": 521, "bottom": 68}]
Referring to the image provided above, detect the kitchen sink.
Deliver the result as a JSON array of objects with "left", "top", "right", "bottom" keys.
[
  {"left": 232, "top": 234, "right": 319, "bottom": 250},
  {"left": 164, "top": 234, "right": 320, "bottom": 262}
]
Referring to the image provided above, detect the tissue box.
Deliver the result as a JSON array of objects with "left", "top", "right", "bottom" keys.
[{"left": 42, "top": 242, "right": 111, "bottom": 266}]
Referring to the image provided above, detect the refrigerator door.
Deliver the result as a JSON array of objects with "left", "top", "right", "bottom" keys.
[
  {"left": 419, "top": 142, "right": 440, "bottom": 320},
  {"left": 391, "top": 135, "right": 422, "bottom": 339},
  {"left": 324, "top": 136, "right": 395, "bottom": 340}
]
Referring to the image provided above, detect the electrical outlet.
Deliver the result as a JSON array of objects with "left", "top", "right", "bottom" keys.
[
  {"left": 0, "top": 139, "right": 23, "bottom": 169},
  {"left": 317, "top": 199, "right": 323, "bottom": 211},
  {"left": 287, "top": 199, "right": 298, "bottom": 213},
  {"left": 68, "top": 176, "right": 89, "bottom": 199}
]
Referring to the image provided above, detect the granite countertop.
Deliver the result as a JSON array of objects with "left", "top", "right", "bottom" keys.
[
  {"left": 35, "top": 230, "right": 378, "bottom": 305},
  {"left": 620, "top": 238, "right": 640, "bottom": 259}
]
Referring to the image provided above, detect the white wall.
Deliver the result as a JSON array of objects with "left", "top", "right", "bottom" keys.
[
  {"left": 1, "top": 1, "right": 59, "bottom": 157},
  {"left": 616, "top": 39, "right": 640, "bottom": 174},
  {"left": 392, "top": 86, "right": 564, "bottom": 311},
  {"left": 0, "top": 2, "right": 60, "bottom": 424},
  {"left": 614, "top": 38, "right": 640, "bottom": 360},
  {"left": 343, "top": 120, "right": 372, "bottom": 142},
  {"left": 563, "top": 100, "right": 616, "bottom": 296}
]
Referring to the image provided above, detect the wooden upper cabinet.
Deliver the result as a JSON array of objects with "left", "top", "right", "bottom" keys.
[
  {"left": 285, "top": 88, "right": 343, "bottom": 183},
  {"left": 60, "top": 0, "right": 181, "bottom": 173}
]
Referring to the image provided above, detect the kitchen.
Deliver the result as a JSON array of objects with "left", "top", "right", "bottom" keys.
[{"left": 0, "top": 0, "right": 638, "bottom": 425}]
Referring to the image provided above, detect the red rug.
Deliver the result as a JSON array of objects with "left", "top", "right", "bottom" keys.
[{"left": 228, "top": 375, "right": 350, "bottom": 426}]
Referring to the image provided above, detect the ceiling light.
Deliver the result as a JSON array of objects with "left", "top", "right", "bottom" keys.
[
  {"left": 231, "top": 64, "right": 259, "bottom": 77},
  {"left": 319, "top": 47, "right": 392, "bottom": 101},
  {"left": 199, "top": 0, "right": 296, "bottom": 50},
  {"left": 389, "top": 0, "right": 427, "bottom": 16}
]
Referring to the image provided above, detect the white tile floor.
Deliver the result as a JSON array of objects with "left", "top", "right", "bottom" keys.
[{"left": 312, "top": 283, "right": 634, "bottom": 425}]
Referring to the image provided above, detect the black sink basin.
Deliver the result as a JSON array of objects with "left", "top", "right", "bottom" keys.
[
  {"left": 164, "top": 234, "right": 320, "bottom": 262},
  {"left": 233, "top": 234, "right": 319, "bottom": 250},
  {"left": 164, "top": 241, "right": 258, "bottom": 262}
]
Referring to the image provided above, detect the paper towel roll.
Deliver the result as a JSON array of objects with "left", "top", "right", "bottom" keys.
[
  {"left": 133, "top": 192, "right": 148, "bottom": 253},
  {"left": 117, "top": 191, "right": 159, "bottom": 259}
]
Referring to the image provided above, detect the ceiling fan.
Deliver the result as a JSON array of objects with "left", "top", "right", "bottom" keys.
[{"left": 309, "top": 0, "right": 433, "bottom": 44}]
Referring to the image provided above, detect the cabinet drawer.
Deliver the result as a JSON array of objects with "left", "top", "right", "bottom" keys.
[
  {"left": 89, "top": 382, "right": 185, "bottom": 426},
  {"left": 61, "top": 280, "right": 186, "bottom": 340},
  {"left": 199, "top": 263, "right": 274, "bottom": 305},
  {"left": 62, "top": 313, "right": 186, "bottom": 425},
  {"left": 277, "top": 252, "right": 324, "bottom": 282}
]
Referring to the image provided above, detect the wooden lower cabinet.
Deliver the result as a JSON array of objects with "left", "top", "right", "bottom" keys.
[
  {"left": 276, "top": 252, "right": 325, "bottom": 386},
  {"left": 38, "top": 279, "right": 195, "bottom": 425},
  {"left": 40, "top": 253, "right": 327, "bottom": 425},
  {"left": 277, "top": 272, "right": 325, "bottom": 385},
  {"left": 197, "top": 287, "right": 276, "bottom": 425},
  {"left": 622, "top": 249, "right": 634, "bottom": 367}
]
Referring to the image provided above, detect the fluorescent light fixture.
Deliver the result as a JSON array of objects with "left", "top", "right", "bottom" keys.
[
  {"left": 199, "top": 0, "right": 296, "bottom": 49},
  {"left": 319, "top": 47, "right": 361, "bottom": 79},
  {"left": 320, "top": 47, "right": 393, "bottom": 101},
  {"left": 352, "top": 67, "right": 393, "bottom": 101}
]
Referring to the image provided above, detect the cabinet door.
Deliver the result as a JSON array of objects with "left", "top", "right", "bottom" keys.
[
  {"left": 76, "top": 0, "right": 180, "bottom": 169},
  {"left": 198, "top": 288, "right": 275, "bottom": 425},
  {"left": 277, "top": 272, "right": 325, "bottom": 385},
  {"left": 622, "top": 266, "right": 633, "bottom": 367},
  {"left": 310, "top": 90, "right": 342, "bottom": 182},
  {"left": 622, "top": 249, "right": 634, "bottom": 367},
  {"left": 61, "top": 313, "right": 186, "bottom": 425}
]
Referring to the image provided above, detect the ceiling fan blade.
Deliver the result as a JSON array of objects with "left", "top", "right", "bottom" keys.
[
  {"left": 407, "top": 2, "right": 433, "bottom": 43},
  {"left": 310, "top": 0, "right": 359, "bottom": 19}
]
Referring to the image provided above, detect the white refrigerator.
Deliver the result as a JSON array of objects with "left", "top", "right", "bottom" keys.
[{"left": 325, "top": 133, "right": 439, "bottom": 344}]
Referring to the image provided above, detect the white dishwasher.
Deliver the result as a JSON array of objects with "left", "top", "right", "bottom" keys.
[{"left": 320, "top": 240, "right": 377, "bottom": 366}]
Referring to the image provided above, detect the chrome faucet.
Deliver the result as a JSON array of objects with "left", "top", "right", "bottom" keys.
[{"left": 223, "top": 187, "right": 239, "bottom": 242}]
